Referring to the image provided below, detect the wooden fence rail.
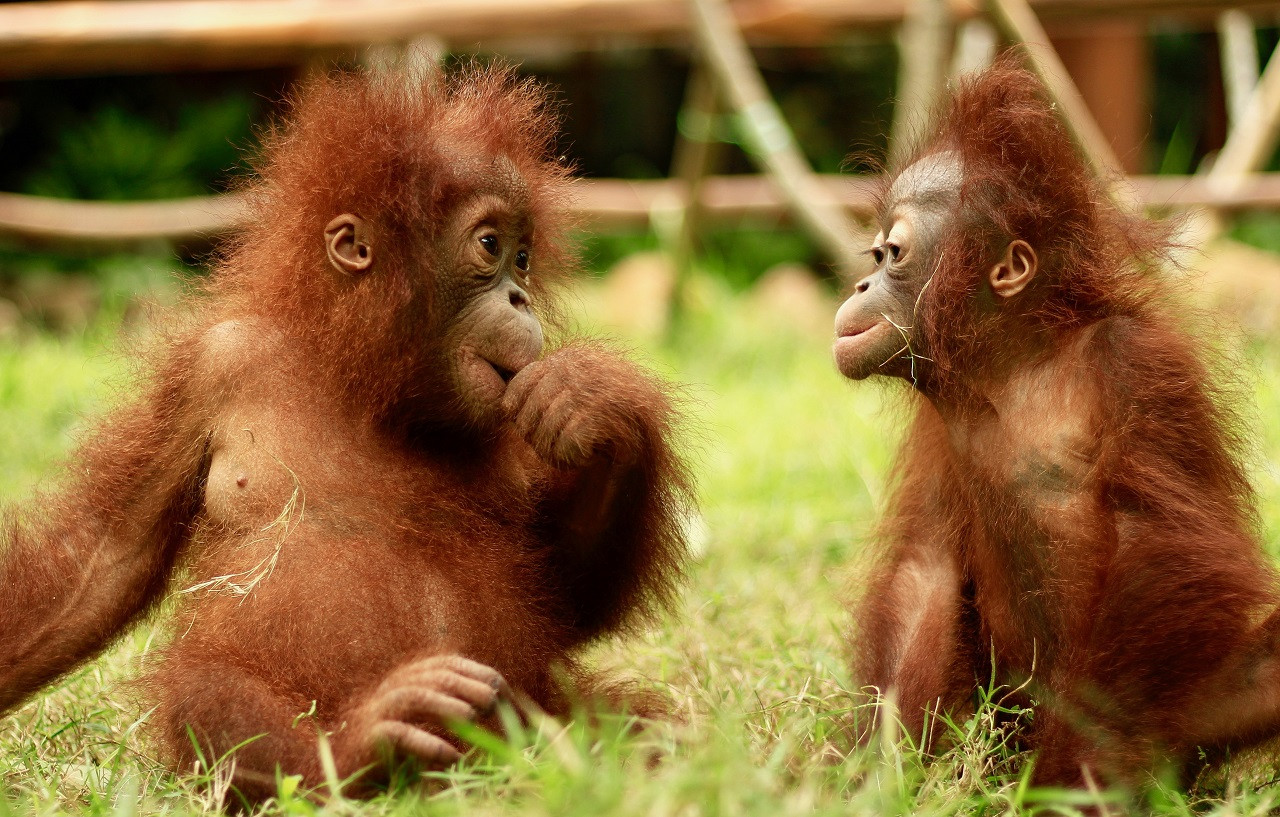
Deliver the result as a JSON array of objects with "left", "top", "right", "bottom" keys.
[{"left": 4, "top": 173, "right": 1279, "bottom": 247}]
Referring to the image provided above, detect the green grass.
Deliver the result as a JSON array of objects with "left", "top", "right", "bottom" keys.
[{"left": 3, "top": 265, "right": 1280, "bottom": 816}]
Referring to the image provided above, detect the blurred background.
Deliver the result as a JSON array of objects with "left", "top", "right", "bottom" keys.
[{"left": 3, "top": 1, "right": 1280, "bottom": 340}]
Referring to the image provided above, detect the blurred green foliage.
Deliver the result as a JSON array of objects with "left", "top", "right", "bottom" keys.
[
  {"left": 0, "top": 242, "right": 188, "bottom": 289},
  {"left": 579, "top": 226, "right": 824, "bottom": 291},
  {"left": 1229, "top": 212, "right": 1280, "bottom": 254},
  {"left": 0, "top": 72, "right": 279, "bottom": 202},
  {"left": 539, "top": 43, "right": 896, "bottom": 181},
  {"left": 22, "top": 95, "right": 255, "bottom": 201},
  {"left": 1149, "top": 30, "right": 1218, "bottom": 175}
]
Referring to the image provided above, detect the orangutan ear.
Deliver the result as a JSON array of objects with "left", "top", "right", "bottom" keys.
[
  {"left": 989, "top": 239, "right": 1037, "bottom": 299},
  {"left": 324, "top": 214, "right": 374, "bottom": 274}
]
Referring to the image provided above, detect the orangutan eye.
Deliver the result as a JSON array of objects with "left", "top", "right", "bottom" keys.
[
  {"left": 888, "top": 243, "right": 902, "bottom": 261},
  {"left": 871, "top": 247, "right": 885, "bottom": 266},
  {"left": 515, "top": 250, "right": 529, "bottom": 271},
  {"left": 479, "top": 235, "right": 499, "bottom": 257}
]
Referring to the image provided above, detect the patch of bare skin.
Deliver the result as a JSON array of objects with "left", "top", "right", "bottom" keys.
[
  {"left": 181, "top": 430, "right": 305, "bottom": 602},
  {"left": 961, "top": 329, "right": 1106, "bottom": 545},
  {"left": 889, "top": 150, "right": 963, "bottom": 206},
  {"left": 873, "top": 153, "right": 960, "bottom": 384},
  {"left": 459, "top": 346, "right": 511, "bottom": 404}
]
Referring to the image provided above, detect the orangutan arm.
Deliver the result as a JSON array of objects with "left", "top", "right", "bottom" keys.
[
  {"left": 849, "top": 407, "right": 982, "bottom": 748},
  {"left": 0, "top": 347, "right": 211, "bottom": 714},
  {"left": 502, "top": 341, "right": 693, "bottom": 637},
  {"left": 1018, "top": 316, "right": 1280, "bottom": 783},
  {"left": 853, "top": 529, "right": 977, "bottom": 747}
]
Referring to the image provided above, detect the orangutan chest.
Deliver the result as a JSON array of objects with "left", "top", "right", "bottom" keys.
[
  {"left": 971, "top": 362, "right": 1107, "bottom": 525},
  {"left": 959, "top": 394, "right": 1117, "bottom": 660},
  {"left": 203, "top": 420, "right": 315, "bottom": 531}
]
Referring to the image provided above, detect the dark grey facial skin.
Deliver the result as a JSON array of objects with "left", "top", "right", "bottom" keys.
[
  {"left": 438, "top": 187, "right": 545, "bottom": 426},
  {"left": 833, "top": 152, "right": 962, "bottom": 382}
]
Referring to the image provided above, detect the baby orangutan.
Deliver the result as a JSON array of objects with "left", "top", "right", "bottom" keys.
[
  {"left": 0, "top": 65, "right": 692, "bottom": 801},
  {"left": 839, "top": 60, "right": 1280, "bottom": 789}
]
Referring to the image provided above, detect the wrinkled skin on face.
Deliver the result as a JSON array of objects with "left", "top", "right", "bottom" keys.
[
  {"left": 433, "top": 172, "right": 545, "bottom": 431},
  {"left": 833, "top": 152, "right": 962, "bottom": 382}
]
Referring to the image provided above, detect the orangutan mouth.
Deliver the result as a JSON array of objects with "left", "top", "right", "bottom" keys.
[
  {"left": 488, "top": 360, "right": 517, "bottom": 385},
  {"left": 838, "top": 320, "right": 883, "bottom": 340}
]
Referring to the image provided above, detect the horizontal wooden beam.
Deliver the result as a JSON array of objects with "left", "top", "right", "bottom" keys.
[
  {"left": 1130, "top": 172, "right": 1280, "bottom": 208},
  {"left": 0, "top": 0, "right": 926, "bottom": 77},
  {"left": 0, "top": 0, "right": 1259, "bottom": 78},
  {"left": 0, "top": 191, "right": 248, "bottom": 245},
  {"left": 0, "top": 179, "right": 877, "bottom": 247},
  {"left": 2, "top": 173, "right": 1279, "bottom": 249},
  {"left": 1028, "top": 0, "right": 1280, "bottom": 20}
]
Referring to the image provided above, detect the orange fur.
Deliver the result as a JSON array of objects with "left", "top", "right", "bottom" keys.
[
  {"left": 0, "top": 65, "right": 692, "bottom": 801},
  {"left": 851, "top": 59, "right": 1279, "bottom": 787}
]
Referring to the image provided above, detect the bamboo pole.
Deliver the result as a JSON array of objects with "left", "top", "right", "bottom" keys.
[
  {"left": 0, "top": 0, "right": 925, "bottom": 78},
  {"left": 668, "top": 59, "right": 725, "bottom": 310},
  {"left": 0, "top": 0, "right": 1264, "bottom": 79},
  {"left": 1217, "top": 9, "right": 1260, "bottom": 127},
  {"left": 362, "top": 35, "right": 447, "bottom": 74},
  {"left": 0, "top": 191, "right": 249, "bottom": 245},
  {"left": 951, "top": 18, "right": 998, "bottom": 76},
  {"left": 1208, "top": 36, "right": 1280, "bottom": 197},
  {"left": 686, "top": 0, "right": 864, "bottom": 278}
]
